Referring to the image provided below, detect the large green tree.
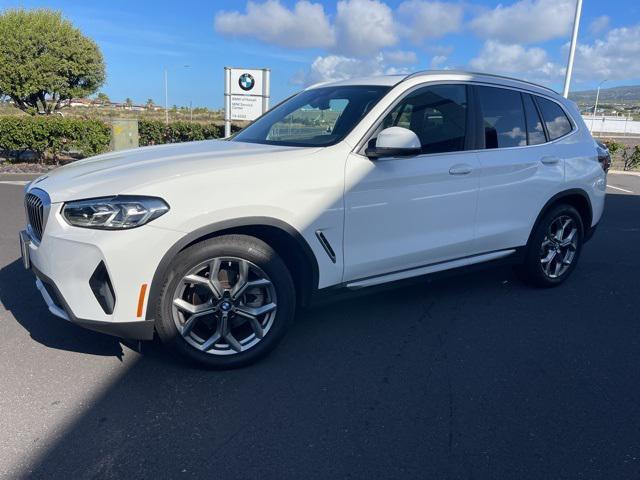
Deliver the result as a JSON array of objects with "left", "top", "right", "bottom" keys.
[{"left": 0, "top": 9, "right": 105, "bottom": 114}]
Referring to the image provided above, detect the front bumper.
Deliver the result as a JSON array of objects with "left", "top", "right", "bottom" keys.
[
  {"left": 21, "top": 202, "right": 184, "bottom": 340},
  {"left": 30, "top": 262, "right": 155, "bottom": 339}
]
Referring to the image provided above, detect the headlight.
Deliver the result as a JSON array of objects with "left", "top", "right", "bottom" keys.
[{"left": 62, "top": 196, "right": 169, "bottom": 230}]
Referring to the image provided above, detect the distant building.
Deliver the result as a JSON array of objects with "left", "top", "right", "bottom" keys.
[{"left": 68, "top": 98, "right": 97, "bottom": 107}]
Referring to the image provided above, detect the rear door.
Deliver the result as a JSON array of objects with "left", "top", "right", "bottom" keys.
[{"left": 474, "top": 86, "right": 567, "bottom": 252}]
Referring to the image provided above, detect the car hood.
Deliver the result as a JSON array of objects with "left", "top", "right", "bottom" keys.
[{"left": 28, "top": 140, "right": 318, "bottom": 203}]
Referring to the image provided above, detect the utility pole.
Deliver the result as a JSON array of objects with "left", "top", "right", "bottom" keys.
[
  {"left": 563, "top": 0, "right": 583, "bottom": 98},
  {"left": 591, "top": 79, "right": 607, "bottom": 133}
]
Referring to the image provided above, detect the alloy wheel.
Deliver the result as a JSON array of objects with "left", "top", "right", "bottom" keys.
[
  {"left": 539, "top": 215, "right": 579, "bottom": 279},
  {"left": 171, "top": 257, "right": 277, "bottom": 355}
]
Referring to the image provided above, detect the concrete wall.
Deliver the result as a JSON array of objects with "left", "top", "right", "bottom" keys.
[{"left": 583, "top": 115, "right": 640, "bottom": 135}]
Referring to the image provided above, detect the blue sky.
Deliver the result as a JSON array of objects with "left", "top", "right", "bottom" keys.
[{"left": 1, "top": 0, "right": 639, "bottom": 108}]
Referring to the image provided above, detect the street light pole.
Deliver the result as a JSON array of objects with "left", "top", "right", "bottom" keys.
[
  {"left": 164, "top": 68, "right": 169, "bottom": 125},
  {"left": 562, "top": 0, "right": 583, "bottom": 98},
  {"left": 164, "top": 65, "right": 189, "bottom": 125},
  {"left": 591, "top": 79, "right": 607, "bottom": 134}
]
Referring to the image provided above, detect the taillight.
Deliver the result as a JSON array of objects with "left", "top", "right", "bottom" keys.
[
  {"left": 597, "top": 149, "right": 611, "bottom": 172},
  {"left": 595, "top": 141, "right": 611, "bottom": 173}
]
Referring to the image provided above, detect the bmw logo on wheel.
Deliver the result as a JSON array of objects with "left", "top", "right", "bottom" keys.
[{"left": 238, "top": 73, "right": 255, "bottom": 91}]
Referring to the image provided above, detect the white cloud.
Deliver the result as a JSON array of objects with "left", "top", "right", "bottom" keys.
[
  {"left": 301, "top": 55, "right": 386, "bottom": 84},
  {"left": 469, "top": 23, "right": 640, "bottom": 87},
  {"left": 469, "top": 0, "right": 574, "bottom": 44},
  {"left": 384, "top": 49, "right": 418, "bottom": 64},
  {"left": 430, "top": 55, "right": 448, "bottom": 69},
  {"left": 294, "top": 52, "right": 415, "bottom": 85},
  {"left": 573, "top": 24, "right": 640, "bottom": 81},
  {"left": 334, "top": 0, "right": 398, "bottom": 56},
  {"left": 589, "top": 15, "right": 610, "bottom": 35},
  {"left": 469, "top": 40, "right": 564, "bottom": 84},
  {"left": 215, "top": 0, "right": 399, "bottom": 57},
  {"left": 214, "top": 0, "right": 334, "bottom": 49},
  {"left": 385, "top": 66, "right": 412, "bottom": 75},
  {"left": 397, "top": 0, "right": 463, "bottom": 41}
]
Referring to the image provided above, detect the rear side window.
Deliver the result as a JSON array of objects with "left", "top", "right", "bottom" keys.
[
  {"left": 522, "top": 94, "right": 546, "bottom": 145},
  {"left": 477, "top": 86, "right": 527, "bottom": 148},
  {"left": 535, "top": 96, "right": 573, "bottom": 140},
  {"left": 382, "top": 84, "right": 468, "bottom": 154}
]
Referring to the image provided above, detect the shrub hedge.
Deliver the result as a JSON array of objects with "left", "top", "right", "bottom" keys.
[
  {"left": 0, "top": 116, "right": 110, "bottom": 162},
  {"left": 138, "top": 120, "right": 224, "bottom": 146},
  {"left": 0, "top": 116, "right": 235, "bottom": 164}
]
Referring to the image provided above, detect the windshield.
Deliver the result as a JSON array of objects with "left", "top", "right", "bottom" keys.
[{"left": 231, "top": 85, "right": 391, "bottom": 147}]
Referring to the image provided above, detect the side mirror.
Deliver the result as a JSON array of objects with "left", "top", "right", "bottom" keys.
[{"left": 365, "top": 127, "right": 421, "bottom": 159}]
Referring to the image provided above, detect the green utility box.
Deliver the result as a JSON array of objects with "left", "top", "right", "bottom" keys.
[{"left": 110, "top": 118, "right": 139, "bottom": 151}]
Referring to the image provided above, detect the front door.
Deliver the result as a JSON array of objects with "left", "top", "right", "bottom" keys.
[{"left": 343, "top": 84, "right": 480, "bottom": 282}]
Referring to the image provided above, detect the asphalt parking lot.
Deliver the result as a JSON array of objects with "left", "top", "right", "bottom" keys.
[{"left": 1, "top": 172, "right": 639, "bottom": 479}]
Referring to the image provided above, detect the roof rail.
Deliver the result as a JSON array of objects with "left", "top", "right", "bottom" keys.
[{"left": 401, "top": 70, "right": 558, "bottom": 95}]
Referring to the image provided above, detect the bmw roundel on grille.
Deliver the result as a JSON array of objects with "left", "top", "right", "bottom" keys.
[{"left": 238, "top": 73, "right": 255, "bottom": 91}]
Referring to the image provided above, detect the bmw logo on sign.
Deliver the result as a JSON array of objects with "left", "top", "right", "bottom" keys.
[{"left": 238, "top": 73, "right": 255, "bottom": 92}]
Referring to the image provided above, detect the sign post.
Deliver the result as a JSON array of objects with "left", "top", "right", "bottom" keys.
[{"left": 224, "top": 67, "right": 270, "bottom": 137}]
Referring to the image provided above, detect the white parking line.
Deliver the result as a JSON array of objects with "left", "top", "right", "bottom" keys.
[
  {"left": 0, "top": 180, "right": 28, "bottom": 186},
  {"left": 607, "top": 184, "right": 634, "bottom": 193}
]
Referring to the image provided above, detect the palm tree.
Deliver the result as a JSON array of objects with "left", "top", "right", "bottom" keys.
[
  {"left": 124, "top": 97, "right": 133, "bottom": 109},
  {"left": 145, "top": 98, "right": 154, "bottom": 109}
]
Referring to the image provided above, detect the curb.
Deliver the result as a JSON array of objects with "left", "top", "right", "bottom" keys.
[
  {"left": 0, "top": 173, "right": 42, "bottom": 181},
  {"left": 609, "top": 170, "right": 640, "bottom": 177}
]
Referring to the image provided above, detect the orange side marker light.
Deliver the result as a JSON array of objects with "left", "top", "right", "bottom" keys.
[{"left": 136, "top": 283, "right": 148, "bottom": 318}]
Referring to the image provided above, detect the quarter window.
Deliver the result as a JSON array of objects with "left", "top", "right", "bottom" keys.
[
  {"left": 477, "top": 86, "right": 527, "bottom": 148},
  {"left": 522, "top": 94, "right": 546, "bottom": 145},
  {"left": 535, "top": 96, "right": 573, "bottom": 140},
  {"left": 381, "top": 84, "right": 468, "bottom": 154}
]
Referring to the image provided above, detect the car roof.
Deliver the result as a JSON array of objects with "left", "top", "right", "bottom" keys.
[
  {"left": 307, "top": 70, "right": 560, "bottom": 100},
  {"left": 306, "top": 75, "right": 407, "bottom": 89}
]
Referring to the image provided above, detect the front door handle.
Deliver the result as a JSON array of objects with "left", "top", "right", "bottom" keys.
[
  {"left": 449, "top": 164, "right": 473, "bottom": 175},
  {"left": 540, "top": 156, "right": 561, "bottom": 165}
]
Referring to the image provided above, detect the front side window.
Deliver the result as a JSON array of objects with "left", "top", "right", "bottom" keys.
[
  {"left": 381, "top": 84, "right": 468, "bottom": 154},
  {"left": 477, "top": 86, "right": 527, "bottom": 148},
  {"left": 535, "top": 96, "right": 573, "bottom": 140},
  {"left": 232, "top": 86, "right": 390, "bottom": 147}
]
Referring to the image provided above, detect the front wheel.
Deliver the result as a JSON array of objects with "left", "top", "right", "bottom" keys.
[
  {"left": 520, "top": 204, "right": 584, "bottom": 287},
  {"left": 154, "top": 234, "right": 295, "bottom": 368}
]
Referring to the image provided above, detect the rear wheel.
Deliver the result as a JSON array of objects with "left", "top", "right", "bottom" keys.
[
  {"left": 155, "top": 234, "right": 295, "bottom": 368},
  {"left": 520, "top": 204, "right": 584, "bottom": 287}
]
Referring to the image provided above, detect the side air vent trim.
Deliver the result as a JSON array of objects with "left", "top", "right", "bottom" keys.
[{"left": 315, "top": 230, "right": 337, "bottom": 264}]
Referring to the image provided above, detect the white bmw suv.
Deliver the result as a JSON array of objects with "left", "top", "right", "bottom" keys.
[{"left": 20, "top": 71, "right": 608, "bottom": 368}]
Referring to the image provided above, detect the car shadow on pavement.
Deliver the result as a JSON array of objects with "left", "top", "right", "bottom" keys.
[{"left": 0, "top": 258, "right": 125, "bottom": 358}]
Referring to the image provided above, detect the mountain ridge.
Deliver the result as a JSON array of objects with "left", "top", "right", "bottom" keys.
[{"left": 569, "top": 85, "right": 640, "bottom": 104}]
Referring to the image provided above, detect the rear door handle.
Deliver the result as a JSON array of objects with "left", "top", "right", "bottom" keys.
[
  {"left": 449, "top": 164, "right": 473, "bottom": 175},
  {"left": 540, "top": 156, "right": 561, "bottom": 165}
]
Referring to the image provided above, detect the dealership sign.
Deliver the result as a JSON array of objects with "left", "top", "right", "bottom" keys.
[{"left": 224, "top": 67, "right": 270, "bottom": 136}]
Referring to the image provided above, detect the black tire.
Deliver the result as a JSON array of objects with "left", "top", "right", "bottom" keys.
[
  {"left": 154, "top": 234, "right": 295, "bottom": 369},
  {"left": 520, "top": 203, "right": 584, "bottom": 288}
]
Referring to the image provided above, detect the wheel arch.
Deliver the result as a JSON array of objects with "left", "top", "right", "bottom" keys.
[
  {"left": 527, "top": 188, "right": 593, "bottom": 247},
  {"left": 146, "top": 217, "right": 320, "bottom": 321}
]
